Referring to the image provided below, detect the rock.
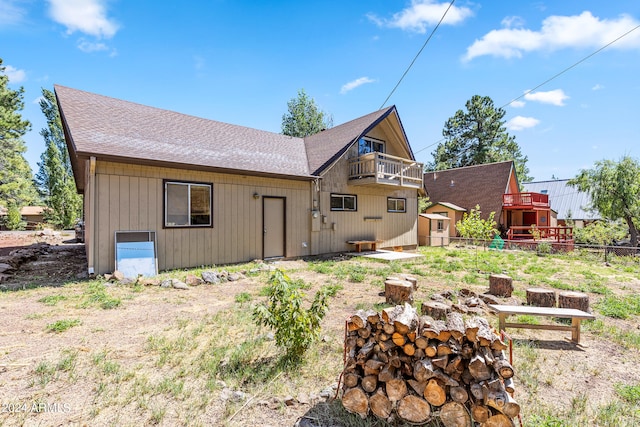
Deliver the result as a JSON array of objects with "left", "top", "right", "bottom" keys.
[
  {"left": 112, "top": 270, "right": 125, "bottom": 281},
  {"left": 171, "top": 279, "right": 189, "bottom": 290},
  {"left": 75, "top": 271, "right": 89, "bottom": 280},
  {"left": 283, "top": 396, "right": 296, "bottom": 406},
  {"left": 160, "top": 279, "right": 173, "bottom": 288},
  {"left": 201, "top": 271, "right": 221, "bottom": 284},
  {"left": 227, "top": 272, "right": 243, "bottom": 282},
  {"left": 119, "top": 277, "right": 136, "bottom": 285},
  {"left": 231, "top": 390, "right": 248, "bottom": 402},
  {"left": 0, "top": 263, "right": 14, "bottom": 273},
  {"left": 104, "top": 273, "right": 113, "bottom": 281},
  {"left": 479, "top": 293, "right": 501, "bottom": 305},
  {"left": 297, "top": 393, "right": 310, "bottom": 405},
  {"left": 185, "top": 274, "right": 204, "bottom": 286},
  {"left": 296, "top": 417, "right": 319, "bottom": 427},
  {"left": 139, "top": 278, "right": 159, "bottom": 286}
]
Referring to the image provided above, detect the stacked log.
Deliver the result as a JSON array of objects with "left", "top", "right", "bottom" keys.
[{"left": 342, "top": 303, "right": 519, "bottom": 426}]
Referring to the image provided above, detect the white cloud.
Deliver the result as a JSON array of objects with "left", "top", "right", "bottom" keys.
[
  {"left": 32, "top": 95, "right": 45, "bottom": 105},
  {"left": 47, "top": 0, "right": 118, "bottom": 38},
  {"left": 464, "top": 11, "right": 640, "bottom": 61},
  {"left": 340, "top": 77, "right": 376, "bottom": 94},
  {"left": 509, "top": 100, "right": 526, "bottom": 108},
  {"left": 4, "top": 65, "right": 26, "bottom": 83},
  {"left": 368, "top": 0, "right": 474, "bottom": 33},
  {"left": 77, "top": 39, "right": 109, "bottom": 53},
  {"left": 507, "top": 116, "right": 540, "bottom": 131},
  {"left": 592, "top": 84, "right": 604, "bottom": 90},
  {"left": 524, "top": 89, "right": 569, "bottom": 106},
  {"left": 501, "top": 16, "right": 525, "bottom": 29},
  {"left": 0, "top": 0, "right": 27, "bottom": 26}
]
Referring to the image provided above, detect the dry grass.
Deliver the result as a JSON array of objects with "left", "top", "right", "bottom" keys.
[{"left": 0, "top": 246, "right": 638, "bottom": 426}]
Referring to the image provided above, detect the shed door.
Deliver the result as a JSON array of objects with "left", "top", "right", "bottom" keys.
[{"left": 263, "top": 197, "right": 285, "bottom": 259}]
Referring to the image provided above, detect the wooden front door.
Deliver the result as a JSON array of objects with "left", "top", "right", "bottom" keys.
[{"left": 263, "top": 197, "right": 285, "bottom": 259}]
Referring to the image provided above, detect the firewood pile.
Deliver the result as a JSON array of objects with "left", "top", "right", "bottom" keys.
[{"left": 342, "top": 303, "right": 519, "bottom": 426}]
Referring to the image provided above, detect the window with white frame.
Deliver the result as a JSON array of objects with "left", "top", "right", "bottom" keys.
[
  {"left": 437, "top": 219, "right": 445, "bottom": 231},
  {"left": 387, "top": 197, "right": 406, "bottom": 213},
  {"left": 330, "top": 194, "right": 357, "bottom": 211},
  {"left": 164, "top": 181, "right": 212, "bottom": 227},
  {"left": 358, "top": 136, "right": 385, "bottom": 156}
]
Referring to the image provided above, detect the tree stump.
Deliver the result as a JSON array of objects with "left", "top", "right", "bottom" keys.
[
  {"left": 421, "top": 301, "right": 451, "bottom": 320},
  {"left": 488, "top": 274, "right": 513, "bottom": 297},
  {"left": 384, "top": 279, "right": 414, "bottom": 304},
  {"left": 526, "top": 287, "right": 556, "bottom": 307},
  {"left": 387, "top": 275, "right": 418, "bottom": 291},
  {"left": 558, "top": 291, "right": 590, "bottom": 312}
]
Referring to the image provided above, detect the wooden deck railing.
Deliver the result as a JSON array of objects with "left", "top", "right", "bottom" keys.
[
  {"left": 503, "top": 192, "right": 549, "bottom": 208},
  {"left": 348, "top": 152, "right": 423, "bottom": 188},
  {"left": 507, "top": 226, "right": 574, "bottom": 242}
]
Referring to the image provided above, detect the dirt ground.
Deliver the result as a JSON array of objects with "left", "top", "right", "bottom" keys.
[
  {"left": 0, "top": 231, "right": 638, "bottom": 426},
  {"left": 0, "top": 230, "right": 87, "bottom": 291}
]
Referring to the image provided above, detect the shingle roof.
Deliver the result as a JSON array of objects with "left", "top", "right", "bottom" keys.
[
  {"left": 423, "top": 161, "right": 515, "bottom": 219},
  {"left": 432, "top": 202, "right": 467, "bottom": 212},
  {"left": 55, "top": 86, "right": 406, "bottom": 185},
  {"left": 522, "top": 179, "right": 600, "bottom": 220},
  {"left": 55, "top": 85, "right": 312, "bottom": 179},
  {"left": 304, "top": 106, "right": 398, "bottom": 175},
  {"left": 20, "top": 206, "right": 45, "bottom": 216}
]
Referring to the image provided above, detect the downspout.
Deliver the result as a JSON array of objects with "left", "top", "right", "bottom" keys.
[{"left": 87, "top": 156, "right": 96, "bottom": 275}]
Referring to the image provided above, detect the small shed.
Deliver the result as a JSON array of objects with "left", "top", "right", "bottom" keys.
[{"left": 418, "top": 213, "right": 450, "bottom": 246}]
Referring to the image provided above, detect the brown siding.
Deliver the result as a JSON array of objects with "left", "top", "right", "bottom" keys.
[
  {"left": 313, "top": 154, "right": 418, "bottom": 254},
  {"left": 92, "top": 161, "right": 311, "bottom": 274}
]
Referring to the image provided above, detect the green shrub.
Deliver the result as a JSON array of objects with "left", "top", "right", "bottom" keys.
[
  {"left": 253, "top": 270, "right": 333, "bottom": 362},
  {"left": 46, "top": 319, "right": 81, "bottom": 333}
]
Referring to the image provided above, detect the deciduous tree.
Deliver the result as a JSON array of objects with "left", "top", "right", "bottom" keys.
[
  {"left": 568, "top": 156, "right": 640, "bottom": 246},
  {"left": 0, "top": 58, "right": 38, "bottom": 210},
  {"left": 281, "top": 89, "right": 332, "bottom": 137},
  {"left": 428, "top": 95, "right": 532, "bottom": 183},
  {"left": 456, "top": 205, "right": 498, "bottom": 242},
  {"left": 35, "top": 88, "right": 82, "bottom": 229}
]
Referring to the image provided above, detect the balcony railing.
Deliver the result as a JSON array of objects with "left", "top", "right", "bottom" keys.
[
  {"left": 507, "top": 226, "right": 574, "bottom": 243},
  {"left": 503, "top": 192, "right": 549, "bottom": 209},
  {"left": 348, "top": 152, "right": 423, "bottom": 188}
]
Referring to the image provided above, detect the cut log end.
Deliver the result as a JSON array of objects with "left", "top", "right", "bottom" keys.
[
  {"left": 488, "top": 274, "right": 513, "bottom": 297},
  {"left": 558, "top": 290, "right": 590, "bottom": 312},
  {"left": 526, "top": 287, "right": 556, "bottom": 307}
]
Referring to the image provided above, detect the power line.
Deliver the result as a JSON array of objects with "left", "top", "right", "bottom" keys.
[
  {"left": 500, "top": 23, "right": 640, "bottom": 109},
  {"left": 412, "top": 23, "right": 640, "bottom": 157},
  {"left": 379, "top": 0, "right": 456, "bottom": 110}
]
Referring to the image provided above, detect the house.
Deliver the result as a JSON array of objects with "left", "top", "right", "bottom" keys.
[
  {"left": 0, "top": 205, "right": 45, "bottom": 230},
  {"left": 20, "top": 206, "right": 45, "bottom": 227},
  {"left": 421, "top": 161, "right": 571, "bottom": 243},
  {"left": 418, "top": 213, "right": 450, "bottom": 246},
  {"left": 55, "top": 85, "right": 423, "bottom": 275},
  {"left": 522, "top": 179, "right": 600, "bottom": 227}
]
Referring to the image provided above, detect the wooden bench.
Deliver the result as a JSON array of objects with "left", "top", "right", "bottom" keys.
[
  {"left": 488, "top": 304, "right": 595, "bottom": 344},
  {"left": 346, "top": 240, "right": 383, "bottom": 252}
]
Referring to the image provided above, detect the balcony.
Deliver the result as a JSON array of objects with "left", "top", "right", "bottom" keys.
[
  {"left": 503, "top": 192, "right": 549, "bottom": 209},
  {"left": 348, "top": 152, "right": 423, "bottom": 189},
  {"left": 507, "top": 226, "right": 574, "bottom": 243}
]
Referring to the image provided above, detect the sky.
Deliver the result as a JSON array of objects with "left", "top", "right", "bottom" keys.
[{"left": 2, "top": 0, "right": 640, "bottom": 183}]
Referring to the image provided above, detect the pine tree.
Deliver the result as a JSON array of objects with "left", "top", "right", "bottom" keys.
[
  {"left": 0, "top": 58, "right": 38, "bottom": 210},
  {"left": 428, "top": 95, "right": 532, "bottom": 183},
  {"left": 35, "top": 88, "right": 82, "bottom": 229}
]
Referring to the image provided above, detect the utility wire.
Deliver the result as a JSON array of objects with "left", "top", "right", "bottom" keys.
[
  {"left": 412, "top": 23, "right": 640, "bottom": 157},
  {"left": 500, "top": 23, "right": 640, "bottom": 110},
  {"left": 379, "top": 0, "right": 456, "bottom": 110}
]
